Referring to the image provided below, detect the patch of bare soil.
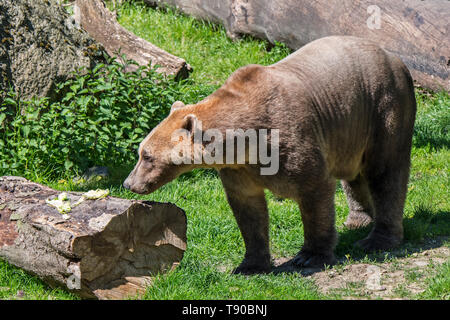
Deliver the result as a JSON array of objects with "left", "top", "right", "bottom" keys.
[{"left": 274, "top": 238, "right": 449, "bottom": 300}]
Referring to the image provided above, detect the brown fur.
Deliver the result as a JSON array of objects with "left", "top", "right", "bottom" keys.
[{"left": 124, "top": 36, "right": 417, "bottom": 274}]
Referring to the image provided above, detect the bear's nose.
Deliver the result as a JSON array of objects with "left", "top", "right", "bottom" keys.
[{"left": 123, "top": 180, "right": 130, "bottom": 190}]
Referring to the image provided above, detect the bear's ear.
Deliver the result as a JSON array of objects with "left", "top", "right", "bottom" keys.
[
  {"left": 170, "top": 101, "right": 186, "bottom": 114},
  {"left": 182, "top": 114, "right": 198, "bottom": 134}
]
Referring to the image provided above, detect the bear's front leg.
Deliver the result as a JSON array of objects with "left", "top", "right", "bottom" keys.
[
  {"left": 293, "top": 178, "right": 338, "bottom": 268},
  {"left": 219, "top": 168, "right": 271, "bottom": 275}
]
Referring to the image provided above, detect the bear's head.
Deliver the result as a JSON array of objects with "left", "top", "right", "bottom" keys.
[{"left": 123, "top": 101, "right": 198, "bottom": 194}]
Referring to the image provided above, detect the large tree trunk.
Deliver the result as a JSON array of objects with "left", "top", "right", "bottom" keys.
[
  {"left": 0, "top": 0, "right": 105, "bottom": 101},
  {"left": 75, "top": 0, "right": 191, "bottom": 79},
  {"left": 0, "top": 176, "right": 187, "bottom": 300},
  {"left": 144, "top": 0, "right": 449, "bottom": 91}
]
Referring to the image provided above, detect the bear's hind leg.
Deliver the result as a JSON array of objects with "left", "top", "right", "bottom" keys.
[
  {"left": 219, "top": 168, "right": 271, "bottom": 275},
  {"left": 356, "top": 163, "right": 410, "bottom": 251},
  {"left": 293, "top": 178, "right": 338, "bottom": 268},
  {"left": 342, "top": 174, "right": 374, "bottom": 229}
]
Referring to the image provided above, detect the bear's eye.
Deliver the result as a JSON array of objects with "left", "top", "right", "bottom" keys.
[{"left": 142, "top": 153, "right": 153, "bottom": 162}]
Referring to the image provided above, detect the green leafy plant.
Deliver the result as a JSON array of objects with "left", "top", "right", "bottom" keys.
[{"left": 0, "top": 56, "right": 213, "bottom": 178}]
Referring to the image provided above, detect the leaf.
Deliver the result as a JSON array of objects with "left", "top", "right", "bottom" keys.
[
  {"left": 29, "top": 139, "right": 38, "bottom": 148},
  {"left": 3, "top": 97, "right": 17, "bottom": 106},
  {"left": 22, "top": 125, "right": 31, "bottom": 137},
  {"left": 70, "top": 84, "right": 80, "bottom": 93},
  {"left": 62, "top": 92, "right": 75, "bottom": 102},
  {"left": 96, "top": 83, "right": 113, "bottom": 91},
  {"left": 64, "top": 159, "right": 74, "bottom": 171},
  {"left": 121, "top": 122, "right": 132, "bottom": 130},
  {"left": 92, "top": 63, "right": 105, "bottom": 74}
]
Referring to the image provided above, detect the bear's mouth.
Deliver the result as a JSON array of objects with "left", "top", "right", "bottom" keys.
[{"left": 133, "top": 181, "right": 164, "bottom": 195}]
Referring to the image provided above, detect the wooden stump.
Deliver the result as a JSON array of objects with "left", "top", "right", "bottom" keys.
[
  {"left": 0, "top": 176, "right": 187, "bottom": 299},
  {"left": 74, "top": 0, "right": 192, "bottom": 79}
]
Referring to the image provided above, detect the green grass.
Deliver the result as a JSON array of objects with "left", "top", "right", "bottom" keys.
[
  {"left": 0, "top": 260, "right": 78, "bottom": 300},
  {"left": 0, "top": 2, "right": 449, "bottom": 300},
  {"left": 420, "top": 262, "right": 450, "bottom": 299},
  {"left": 114, "top": 1, "right": 291, "bottom": 86},
  {"left": 141, "top": 260, "right": 322, "bottom": 300}
]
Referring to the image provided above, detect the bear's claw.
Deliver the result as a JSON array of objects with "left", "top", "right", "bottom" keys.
[
  {"left": 355, "top": 234, "right": 402, "bottom": 252},
  {"left": 293, "top": 250, "right": 337, "bottom": 268},
  {"left": 232, "top": 261, "right": 271, "bottom": 275}
]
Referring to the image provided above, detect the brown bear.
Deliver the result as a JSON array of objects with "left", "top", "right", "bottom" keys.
[{"left": 123, "top": 36, "right": 417, "bottom": 275}]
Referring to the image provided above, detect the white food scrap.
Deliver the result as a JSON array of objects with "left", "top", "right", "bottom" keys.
[
  {"left": 46, "top": 189, "right": 109, "bottom": 217},
  {"left": 46, "top": 193, "right": 72, "bottom": 214},
  {"left": 82, "top": 189, "right": 109, "bottom": 200}
]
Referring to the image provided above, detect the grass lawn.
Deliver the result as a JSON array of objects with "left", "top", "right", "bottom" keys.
[{"left": 0, "top": 2, "right": 449, "bottom": 300}]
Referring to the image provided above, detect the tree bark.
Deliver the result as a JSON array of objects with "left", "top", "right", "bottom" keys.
[
  {"left": 0, "top": 0, "right": 105, "bottom": 101},
  {"left": 143, "top": 0, "right": 449, "bottom": 91},
  {"left": 75, "top": 0, "right": 191, "bottom": 79},
  {"left": 0, "top": 176, "right": 187, "bottom": 300}
]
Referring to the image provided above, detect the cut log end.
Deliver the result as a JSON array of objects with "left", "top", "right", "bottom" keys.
[{"left": 0, "top": 176, "right": 187, "bottom": 299}]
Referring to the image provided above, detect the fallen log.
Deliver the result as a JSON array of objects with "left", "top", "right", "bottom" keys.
[
  {"left": 74, "top": 0, "right": 191, "bottom": 79},
  {"left": 143, "top": 0, "right": 449, "bottom": 91},
  {"left": 0, "top": 176, "right": 187, "bottom": 300}
]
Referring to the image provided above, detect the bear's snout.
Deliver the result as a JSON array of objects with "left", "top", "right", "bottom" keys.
[
  {"left": 123, "top": 171, "right": 136, "bottom": 191},
  {"left": 123, "top": 171, "right": 152, "bottom": 194}
]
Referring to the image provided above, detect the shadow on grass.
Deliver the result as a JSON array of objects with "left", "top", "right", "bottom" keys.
[
  {"left": 413, "top": 126, "right": 450, "bottom": 150},
  {"left": 273, "top": 207, "right": 449, "bottom": 276}
]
